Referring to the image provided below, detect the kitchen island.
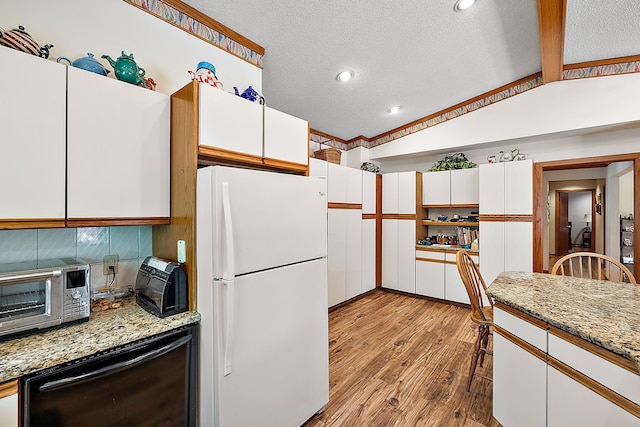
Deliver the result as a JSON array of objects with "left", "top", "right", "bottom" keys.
[
  {"left": 487, "top": 271, "right": 640, "bottom": 426},
  {"left": 0, "top": 297, "right": 200, "bottom": 383}
]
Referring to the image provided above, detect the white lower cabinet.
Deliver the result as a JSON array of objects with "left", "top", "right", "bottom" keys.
[
  {"left": 328, "top": 209, "right": 363, "bottom": 307},
  {"left": 0, "top": 381, "right": 18, "bottom": 427},
  {"left": 444, "top": 252, "right": 471, "bottom": 304},
  {"left": 493, "top": 332, "right": 547, "bottom": 427},
  {"left": 480, "top": 221, "right": 531, "bottom": 285},
  {"left": 382, "top": 220, "right": 415, "bottom": 293},
  {"left": 547, "top": 365, "right": 639, "bottom": 427},
  {"left": 361, "top": 219, "right": 376, "bottom": 292},
  {"left": 415, "top": 250, "right": 445, "bottom": 299}
]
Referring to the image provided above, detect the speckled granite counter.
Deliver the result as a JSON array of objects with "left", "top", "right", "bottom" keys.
[
  {"left": 487, "top": 271, "right": 640, "bottom": 371},
  {"left": 0, "top": 297, "right": 200, "bottom": 383}
]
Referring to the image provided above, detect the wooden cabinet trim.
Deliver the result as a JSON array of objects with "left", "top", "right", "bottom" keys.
[
  {"left": 548, "top": 325, "right": 639, "bottom": 375},
  {"left": 422, "top": 204, "right": 479, "bottom": 209},
  {"left": 422, "top": 220, "right": 479, "bottom": 227},
  {"left": 548, "top": 355, "right": 640, "bottom": 419},
  {"left": 0, "top": 379, "right": 18, "bottom": 398},
  {"left": 479, "top": 214, "right": 533, "bottom": 222},
  {"left": 495, "top": 301, "right": 548, "bottom": 330},
  {"left": 382, "top": 214, "right": 416, "bottom": 220},
  {"left": 198, "top": 145, "right": 263, "bottom": 166},
  {"left": 0, "top": 219, "right": 66, "bottom": 230},
  {"left": 328, "top": 203, "right": 362, "bottom": 210},
  {"left": 67, "top": 217, "right": 170, "bottom": 227},
  {"left": 362, "top": 213, "right": 376, "bottom": 220},
  {"left": 495, "top": 325, "right": 547, "bottom": 362},
  {"left": 263, "top": 157, "right": 308, "bottom": 173}
]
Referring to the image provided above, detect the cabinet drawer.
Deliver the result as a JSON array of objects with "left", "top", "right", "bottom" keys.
[
  {"left": 548, "top": 332, "right": 640, "bottom": 406},
  {"left": 416, "top": 249, "right": 445, "bottom": 261},
  {"left": 494, "top": 306, "right": 547, "bottom": 352}
]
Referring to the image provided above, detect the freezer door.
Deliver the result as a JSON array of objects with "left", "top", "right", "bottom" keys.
[
  {"left": 213, "top": 258, "right": 329, "bottom": 427},
  {"left": 197, "top": 166, "right": 328, "bottom": 277}
]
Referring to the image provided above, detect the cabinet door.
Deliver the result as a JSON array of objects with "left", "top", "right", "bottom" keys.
[
  {"left": 415, "top": 250, "right": 445, "bottom": 298},
  {"left": 479, "top": 163, "right": 504, "bottom": 215},
  {"left": 382, "top": 173, "right": 399, "bottom": 214},
  {"left": 504, "top": 221, "right": 532, "bottom": 272},
  {"left": 445, "top": 252, "right": 473, "bottom": 304},
  {"left": 263, "top": 106, "right": 308, "bottom": 166},
  {"left": 362, "top": 171, "right": 377, "bottom": 214},
  {"left": 505, "top": 160, "right": 533, "bottom": 215},
  {"left": 328, "top": 209, "right": 347, "bottom": 307},
  {"left": 479, "top": 222, "right": 505, "bottom": 285},
  {"left": 493, "top": 333, "right": 547, "bottom": 427},
  {"left": 308, "top": 158, "right": 327, "bottom": 178},
  {"left": 328, "top": 163, "right": 347, "bottom": 203},
  {"left": 0, "top": 48, "right": 66, "bottom": 222},
  {"left": 0, "top": 379, "right": 18, "bottom": 427},
  {"left": 548, "top": 366, "right": 639, "bottom": 427},
  {"left": 67, "top": 67, "right": 170, "bottom": 220},
  {"left": 397, "top": 220, "right": 416, "bottom": 293},
  {"left": 422, "top": 171, "right": 450, "bottom": 206},
  {"left": 345, "top": 168, "right": 363, "bottom": 204},
  {"left": 198, "top": 83, "right": 262, "bottom": 157},
  {"left": 345, "top": 210, "right": 363, "bottom": 300},
  {"left": 361, "top": 219, "right": 376, "bottom": 292},
  {"left": 450, "top": 168, "right": 479, "bottom": 205},
  {"left": 382, "top": 219, "right": 398, "bottom": 290},
  {"left": 398, "top": 172, "right": 417, "bottom": 214}
]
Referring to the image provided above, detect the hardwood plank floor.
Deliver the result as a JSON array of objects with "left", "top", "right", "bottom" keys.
[{"left": 303, "top": 290, "right": 501, "bottom": 427}]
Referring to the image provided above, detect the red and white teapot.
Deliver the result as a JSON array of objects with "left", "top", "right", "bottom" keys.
[{"left": 0, "top": 25, "right": 53, "bottom": 58}]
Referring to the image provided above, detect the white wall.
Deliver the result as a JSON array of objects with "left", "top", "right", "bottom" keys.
[
  {"left": 368, "top": 72, "right": 640, "bottom": 162},
  {"left": 1, "top": 0, "right": 262, "bottom": 97},
  {"left": 620, "top": 170, "right": 634, "bottom": 218}
]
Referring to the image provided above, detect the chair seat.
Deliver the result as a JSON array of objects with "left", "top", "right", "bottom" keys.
[{"left": 470, "top": 306, "right": 493, "bottom": 325}]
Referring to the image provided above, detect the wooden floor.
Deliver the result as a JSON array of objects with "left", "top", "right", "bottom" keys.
[{"left": 303, "top": 290, "right": 501, "bottom": 427}]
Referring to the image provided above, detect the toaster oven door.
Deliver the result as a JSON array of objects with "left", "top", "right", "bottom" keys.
[{"left": 0, "top": 270, "right": 62, "bottom": 337}]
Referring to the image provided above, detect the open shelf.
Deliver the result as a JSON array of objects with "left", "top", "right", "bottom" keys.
[{"left": 423, "top": 221, "right": 479, "bottom": 227}]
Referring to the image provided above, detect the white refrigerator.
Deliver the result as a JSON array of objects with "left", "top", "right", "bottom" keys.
[{"left": 196, "top": 166, "right": 329, "bottom": 427}]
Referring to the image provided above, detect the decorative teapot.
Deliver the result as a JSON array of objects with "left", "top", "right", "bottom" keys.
[
  {"left": 499, "top": 149, "right": 519, "bottom": 162},
  {"left": 101, "top": 51, "right": 146, "bottom": 87},
  {"left": 233, "top": 86, "right": 265, "bottom": 104},
  {"left": 57, "top": 53, "right": 110, "bottom": 76},
  {"left": 188, "top": 61, "right": 223, "bottom": 89},
  {"left": 0, "top": 25, "right": 53, "bottom": 58}
]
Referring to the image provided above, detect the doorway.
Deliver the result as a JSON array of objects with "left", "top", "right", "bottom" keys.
[
  {"left": 534, "top": 153, "right": 640, "bottom": 280},
  {"left": 555, "top": 189, "right": 596, "bottom": 256}
]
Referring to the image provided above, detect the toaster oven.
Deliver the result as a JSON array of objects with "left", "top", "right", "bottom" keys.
[{"left": 0, "top": 258, "right": 90, "bottom": 338}]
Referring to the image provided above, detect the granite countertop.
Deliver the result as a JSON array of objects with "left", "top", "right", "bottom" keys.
[
  {"left": 487, "top": 271, "right": 640, "bottom": 370},
  {"left": 0, "top": 297, "right": 200, "bottom": 384}
]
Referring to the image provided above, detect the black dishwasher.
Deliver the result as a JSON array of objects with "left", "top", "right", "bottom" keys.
[{"left": 23, "top": 324, "right": 198, "bottom": 427}]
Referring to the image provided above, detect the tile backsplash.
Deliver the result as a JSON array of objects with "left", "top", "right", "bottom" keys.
[{"left": 0, "top": 226, "right": 152, "bottom": 293}]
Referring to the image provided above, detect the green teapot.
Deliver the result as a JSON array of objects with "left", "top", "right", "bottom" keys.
[{"left": 101, "top": 51, "right": 146, "bottom": 87}]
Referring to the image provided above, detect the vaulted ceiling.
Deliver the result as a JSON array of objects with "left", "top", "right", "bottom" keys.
[{"left": 182, "top": 0, "right": 640, "bottom": 143}]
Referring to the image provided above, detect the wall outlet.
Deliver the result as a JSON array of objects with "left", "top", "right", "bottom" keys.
[{"left": 103, "top": 254, "right": 119, "bottom": 275}]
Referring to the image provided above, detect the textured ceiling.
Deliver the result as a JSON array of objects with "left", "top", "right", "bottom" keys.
[{"left": 183, "top": 0, "right": 640, "bottom": 141}]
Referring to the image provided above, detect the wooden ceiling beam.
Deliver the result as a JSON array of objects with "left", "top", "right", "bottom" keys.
[{"left": 537, "top": 0, "right": 567, "bottom": 83}]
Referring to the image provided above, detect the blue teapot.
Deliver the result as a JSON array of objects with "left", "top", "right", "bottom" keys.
[
  {"left": 233, "top": 86, "right": 265, "bottom": 104},
  {"left": 57, "top": 53, "right": 110, "bottom": 76}
]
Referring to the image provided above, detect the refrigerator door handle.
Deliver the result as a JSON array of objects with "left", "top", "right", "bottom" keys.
[
  {"left": 220, "top": 278, "right": 235, "bottom": 376},
  {"left": 221, "top": 181, "right": 235, "bottom": 281}
]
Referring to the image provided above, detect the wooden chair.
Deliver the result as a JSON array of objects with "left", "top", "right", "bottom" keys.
[
  {"left": 551, "top": 252, "right": 636, "bottom": 284},
  {"left": 456, "top": 250, "right": 494, "bottom": 392}
]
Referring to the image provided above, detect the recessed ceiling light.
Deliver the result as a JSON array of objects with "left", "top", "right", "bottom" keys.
[
  {"left": 336, "top": 70, "right": 353, "bottom": 82},
  {"left": 454, "top": 0, "right": 476, "bottom": 11},
  {"left": 388, "top": 106, "right": 401, "bottom": 114}
]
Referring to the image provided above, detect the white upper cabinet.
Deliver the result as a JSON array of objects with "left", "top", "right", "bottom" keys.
[
  {"left": 263, "top": 106, "right": 308, "bottom": 166},
  {"left": 327, "top": 162, "right": 347, "bottom": 203},
  {"left": 198, "top": 84, "right": 263, "bottom": 157},
  {"left": 382, "top": 173, "right": 399, "bottom": 214},
  {"left": 504, "top": 160, "right": 533, "bottom": 215},
  {"left": 422, "top": 171, "right": 450, "bottom": 206},
  {"left": 0, "top": 48, "right": 66, "bottom": 224},
  {"left": 398, "top": 172, "right": 417, "bottom": 214},
  {"left": 345, "top": 167, "right": 363, "bottom": 204},
  {"left": 66, "top": 67, "right": 170, "bottom": 220},
  {"left": 450, "top": 168, "right": 479, "bottom": 205},
  {"left": 362, "top": 171, "right": 377, "bottom": 214},
  {"left": 479, "top": 163, "right": 506, "bottom": 214},
  {"left": 308, "top": 158, "right": 328, "bottom": 178}
]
